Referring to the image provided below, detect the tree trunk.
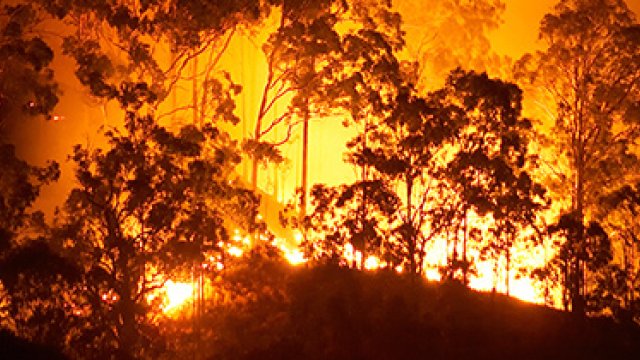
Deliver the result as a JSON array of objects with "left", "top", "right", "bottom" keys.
[
  {"left": 359, "top": 118, "right": 369, "bottom": 270},
  {"left": 462, "top": 209, "right": 469, "bottom": 284},
  {"left": 301, "top": 102, "right": 309, "bottom": 220},
  {"left": 573, "top": 125, "right": 586, "bottom": 315},
  {"left": 192, "top": 53, "right": 199, "bottom": 126},
  {"left": 506, "top": 245, "right": 511, "bottom": 296},
  {"left": 117, "top": 264, "right": 137, "bottom": 360},
  {"left": 407, "top": 174, "right": 416, "bottom": 274}
]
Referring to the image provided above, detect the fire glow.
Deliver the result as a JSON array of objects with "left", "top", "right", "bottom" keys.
[
  {"left": 156, "top": 236, "right": 545, "bottom": 316},
  {"left": 162, "top": 280, "right": 194, "bottom": 313}
]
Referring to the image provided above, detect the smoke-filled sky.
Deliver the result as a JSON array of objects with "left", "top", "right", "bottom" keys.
[
  {"left": 491, "top": 0, "right": 639, "bottom": 57},
  {"left": 7, "top": 0, "right": 640, "bottom": 220}
]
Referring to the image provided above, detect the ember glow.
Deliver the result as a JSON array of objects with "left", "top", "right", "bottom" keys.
[
  {"left": 162, "top": 280, "right": 194, "bottom": 313},
  {"left": 283, "top": 247, "right": 306, "bottom": 266},
  {"left": 4, "top": 2, "right": 640, "bottom": 358}
]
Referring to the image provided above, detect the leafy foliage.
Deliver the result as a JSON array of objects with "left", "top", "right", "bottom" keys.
[
  {"left": 440, "top": 69, "right": 547, "bottom": 286},
  {"left": 517, "top": 0, "right": 640, "bottom": 314},
  {"left": 396, "top": 0, "right": 508, "bottom": 90},
  {"left": 597, "top": 182, "right": 640, "bottom": 323},
  {"left": 0, "top": 3, "right": 58, "bottom": 129},
  {"left": 51, "top": 113, "right": 258, "bottom": 358},
  {"left": 0, "top": 108, "right": 63, "bottom": 349}
]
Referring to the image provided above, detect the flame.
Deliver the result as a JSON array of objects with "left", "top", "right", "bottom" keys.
[
  {"left": 163, "top": 280, "right": 194, "bottom": 313},
  {"left": 151, "top": 228, "right": 546, "bottom": 319},
  {"left": 227, "top": 246, "right": 244, "bottom": 257},
  {"left": 364, "top": 255, "right": 380, "bottom": 270},
  {"left": 283, "top": 248, "right": 306, "bottom": 265}
]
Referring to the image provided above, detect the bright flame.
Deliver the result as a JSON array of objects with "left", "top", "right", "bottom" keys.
[
  {"left": 364, "top": 256, "right": 380, "bottom": 270},
  {"left": 163, "top": 280, "right": 194, "bottom": 312},
  {"left": 227, "top": 246, "right": 244, "bottom": 257},
  {"left": 283, "top": 248, "right": 306, "bottom": 265},
  {"left": 509, "top": 278, "right": 540, "bottom": 303}
]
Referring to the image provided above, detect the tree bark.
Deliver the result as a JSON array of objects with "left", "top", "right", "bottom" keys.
[
  {"left": 462, "top": 210, "right": 468, "bottom": 284},
  {"left": 573, "top": 111, "right": 586, "bottom": 315},
  {"left": 301, "top": 102, "right": 309, "bottom": 220},
  {"left": 406, "top": 174, "right": 416, "bottom": 274}
]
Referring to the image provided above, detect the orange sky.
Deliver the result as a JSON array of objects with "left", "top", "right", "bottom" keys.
[
  {"left": 491, "top": 0, "right": 640, "bottom": 57},
  {"left": 7, "top": 0, "right": 640, "bottom": 218},
  {"left": 5, "top": 0, "right": 638, "bottom": 306}
]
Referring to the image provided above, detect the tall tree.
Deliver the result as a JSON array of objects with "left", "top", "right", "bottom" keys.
[
  {"left": 0, "top": 2, "right": 58, "bottom": 132},
  {"left": 517, "top": 0, "right": 640, "bottom": 314},
  {"left": 0, "top": 2, "right": 66, "bottom": 348},
  {"left": 395, "top": 0, "right": 507, "bottom": 90},
  {"left": 51, "top": 113, "right": 259, "bottom": 358},
  {"left": 295, "top": 0, "right": 406, "bottom": 267},
  {"left": 0, "top": 143, "right": 63, "bottom": 346},
  {"left": 246, "top": 0, "right": 407, "bottom": 222},
  {"left": 598, "top": 182, "right": 640, "bottom": 322},
  {"left": 430, "top": 70, "right": 546, "bottom": 287},
  {"left": 243, "top": 0, "right": 343, "bottom": 194},
  {"left": 26, "top": 2, "right": 272, "bottom": 356},
  {"left": 354, "top": 78, "right": 460, "bottom": 275}
]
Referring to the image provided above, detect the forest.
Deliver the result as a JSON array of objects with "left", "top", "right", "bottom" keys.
[{"left": 1, "top": 0, "right": 640, "bottom": 359}]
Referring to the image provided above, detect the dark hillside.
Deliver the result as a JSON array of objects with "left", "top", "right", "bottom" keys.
[
  {"left": 209, "top": 264, "right": 640, "bottom": 360},
  {"left": 0, "top": 329, "right": 67, "bottom": 360}
]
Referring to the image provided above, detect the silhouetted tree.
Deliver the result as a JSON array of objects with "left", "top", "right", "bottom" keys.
[
  {"left": 0, "top": 3, "right": 64, "bottom": 346},
  {"left": 51, "top": 112, "right": 259, "bottom": 358},
  {"left": 0, "top": 2, "right": 58, "bottom": 131},
  {"left": 351, "top": 77, "right": 461, "bottom": 275},
  {"left": 396, "top": 0, "right": 508, "bottom": 90},
  {"left": 302, "top": 181, "right": 399, "bottom": 268},
  {"left": 517, "top": 0, "right": 640, "bottom": 314},
  {"left": 598, "top": 182, "right": 640, "bottom": 323},
  {"left": 286, "top": 0, "right": 405, "bottom": 267},
  {"left": 0, "top": 143, "right": 58, "bottom": 253},
  {"left": 0, "top": 143, "right": 65, "bottom": 350},
  {"left": 243, "top": 0, "right": 343, "bottom": 193},
  {"left": 432, "top": 70, "right": 546, "bottom": 287},
  {"left": 540, "top": 213, "right": 614, "bottom": 314},
  {"left": 248, "top": 0, "right": 405, "bottom": 219}
]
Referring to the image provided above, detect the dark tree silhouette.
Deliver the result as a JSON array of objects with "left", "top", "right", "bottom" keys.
[
  {"left": 440, "top": 69, "right": 547, "bottom": 289},
  {"left": 597, "top": 182, "right": 640, "bottom": 323},
  {"left": 0, "top": 2, "right": 58, "bottom": 131},
  {"left": 51, "top": 113, "right": 259, "bottom": 358},
  {"left": 0, "top": 2, "right": 63, "bottom": 347},
  {"left": 347, "top": 76, "right": 460, "bottom": 275},
  {"left": 284, "top": 0, "right": 405, "bottom": 268},
  {"left": 302, "top": 181, "right": 399, "bottom": 268},
  {"left": 517, "top": 0, "right": 640, "bottom": 315},
  {"left": 243, "top": 0, "right": 344, "bottom": 193},
  {"left": 21, "top": 4, "right": 269, "bottom": 356}
]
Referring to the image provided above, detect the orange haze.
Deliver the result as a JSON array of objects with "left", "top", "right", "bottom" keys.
[{"left": 6, "top": 1, "right": 640, "bottom": 305}]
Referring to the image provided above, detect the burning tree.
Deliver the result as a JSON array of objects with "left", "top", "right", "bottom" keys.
[
  {"left": 0, "top": 2, "right": 59, "bottom": 128},
  {"left": 52, "top": 113, "right": 259, "bottom": 358},
  {"left": 439, "top": 69, "right": 547, "bottom": 288},
  {"left": 344, "top": 75, "right": 460, "bottom": 275},
  {"left": 294, "top": 0, "right": 406, "bottom": 268},
  {"left": 517, "top": 0, "right": 640, "bottom": 315}
]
